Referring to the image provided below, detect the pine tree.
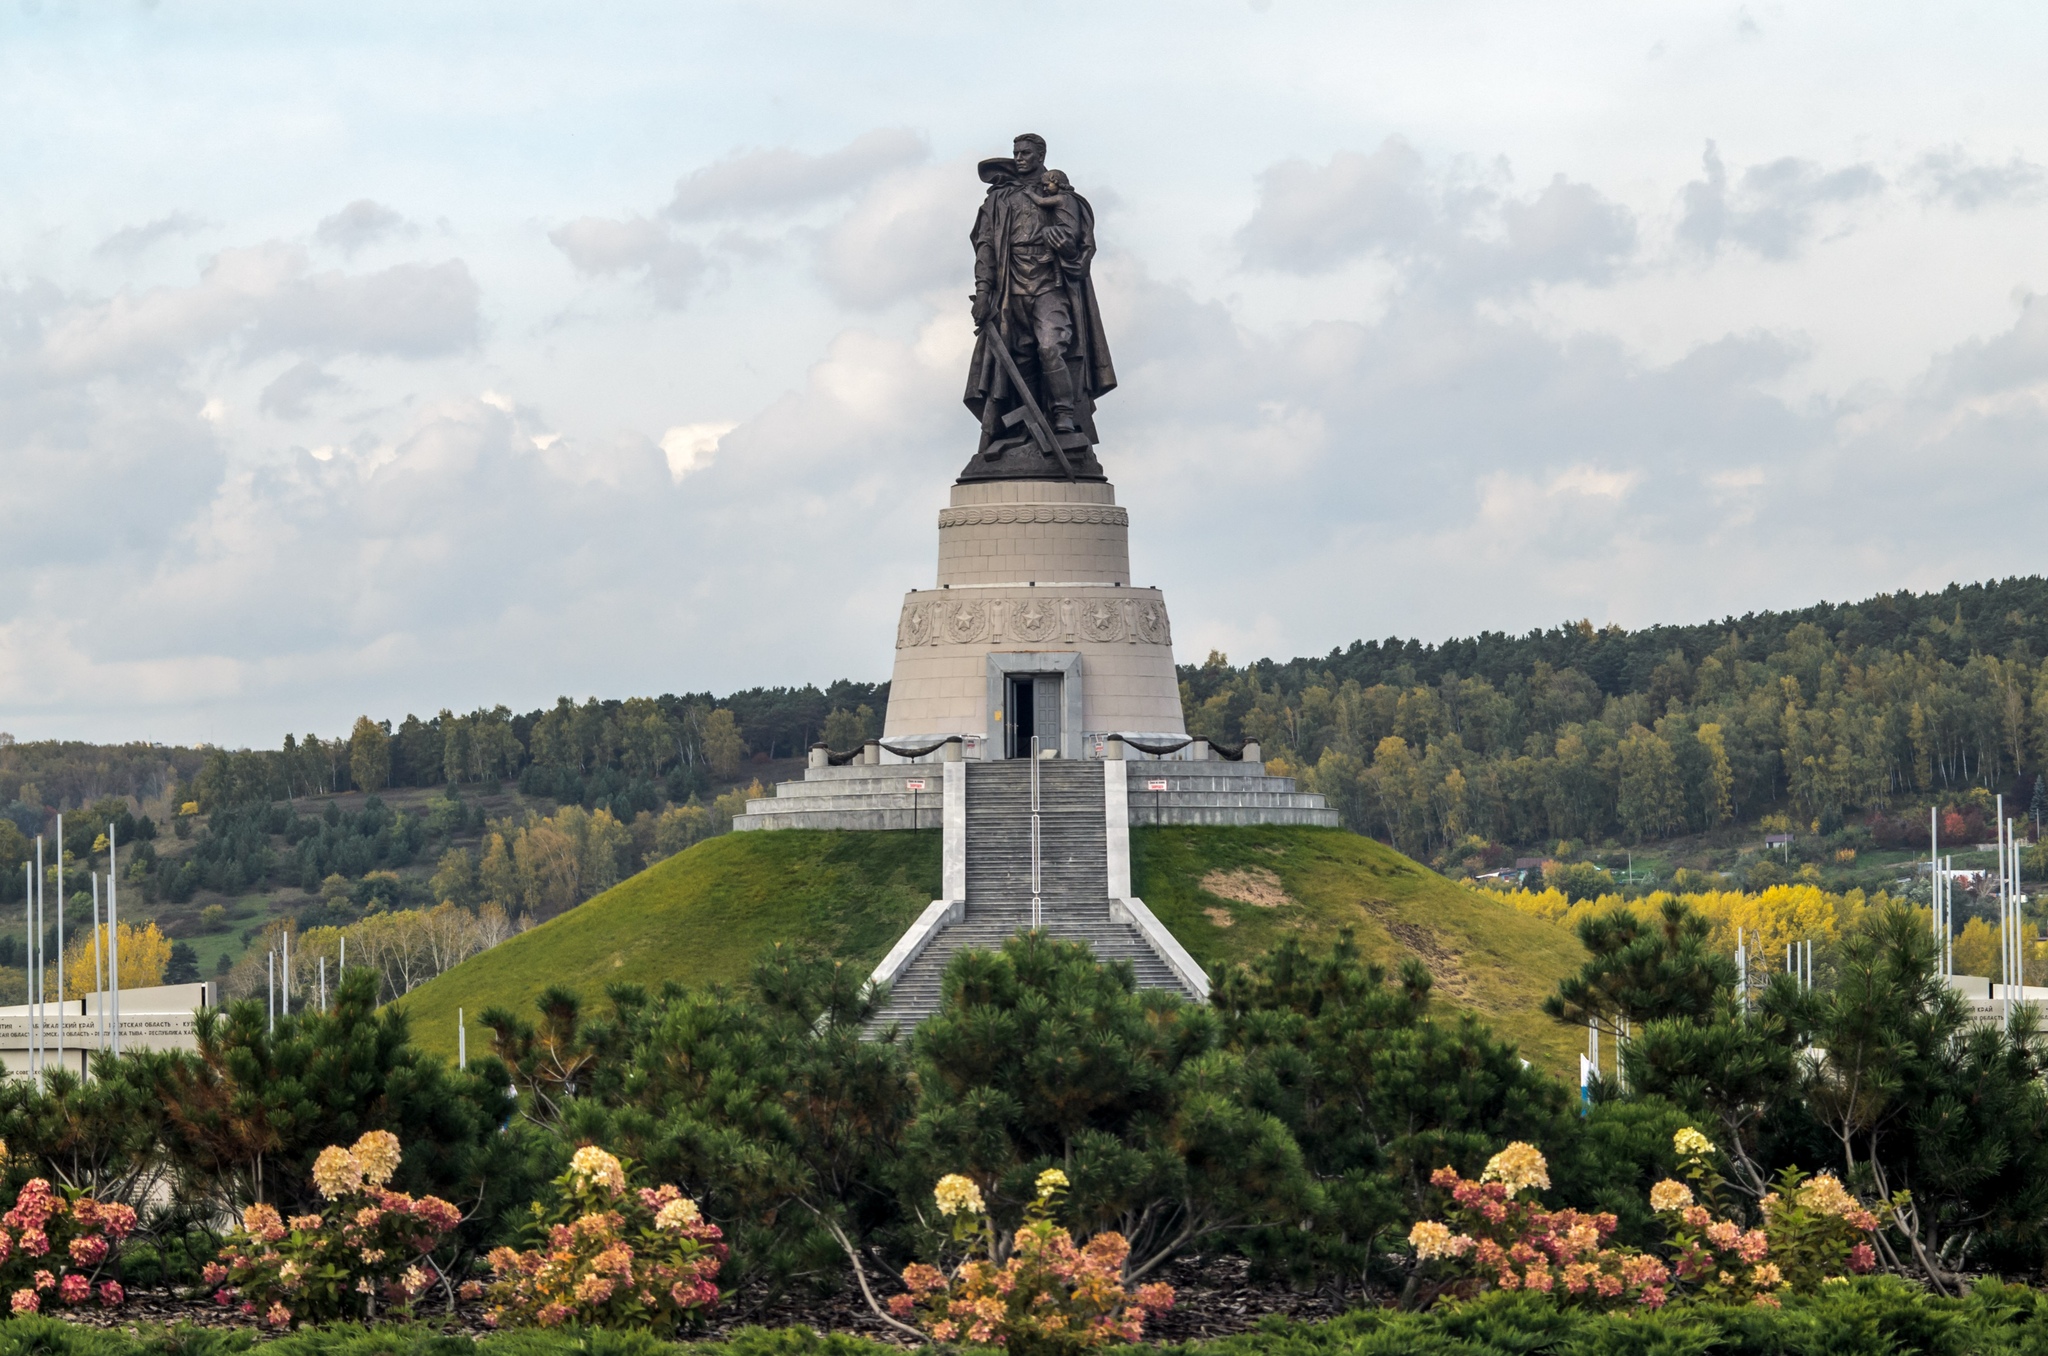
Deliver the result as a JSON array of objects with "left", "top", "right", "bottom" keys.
[
  {"left": 908, "top": 933, "right": 1315, "bottom": 1282},
  {"left": 1215, "top": 932, "right": 1569, "bottom": 1294},
  {"left": 147, "top": 969, "right": 541, "bottom": 1253},
  {"left": 1544, "top": 897, "right": 1737, "bottom": 1028}
]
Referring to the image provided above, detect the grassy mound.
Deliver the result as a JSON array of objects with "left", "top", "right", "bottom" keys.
[
  {"left": 1132, "top": 825, "right": 1585, "bottom": 1072},
  {"left": 395, "top": 824, "right": 1584, "bottom": 1074},
  {"left": 393, "top": 830, "right": 941, "bottom": 1059}
]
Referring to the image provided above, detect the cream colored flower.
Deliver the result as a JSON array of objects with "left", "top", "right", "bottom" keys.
[
  {"left": 654, "top": 1197, "right": 701, "bottom": 1232},
  {"left": 1751, "top": 1262, "right": 1784, "bottom": 1288},
  {"left": 400, "top": 1266, "right": 427, "bottom": 1297},
  {"left": 312, "top": 1146, "right": 364, "bottom": 1200},
  {"left": 242, "top": 1203, "right": 284, "bottom": 1237},
  {"left": 1409, "top": 1220, "right": 1458, "bottom": 1260},
  {"left": 568, "top": 1146, "right": 627, "bottom": 1196},
  {"left": 1480, "top": 1142, "right": 1550, "bottom": 1198},
  {"left": 1035, "top": 1168, "right": 1069, "bottom": 1197},
  {"left": 350, "top": 1130, "right": 402, "bottom": 1188},
  {"left": 933, "top": 1174, "right": 985, "bottom": 1217},
  {"left": 1796, "top": 1173, "right": 1858, "bottom": 1218},
  {"left": 1649, "top": 1179, "right": 1694, "bottom": 1213},
  {"left": 1673, "top": 1127, "right": 1716, "bottom": 1159}
]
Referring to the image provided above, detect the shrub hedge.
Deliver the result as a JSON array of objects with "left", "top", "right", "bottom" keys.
[{"left": 4, "top": 1279, "right": 2048, "bottom": 1356}]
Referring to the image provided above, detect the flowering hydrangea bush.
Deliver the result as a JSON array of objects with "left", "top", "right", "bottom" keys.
[
  {"left": 888, "top": 1169, "right": 1174, "bottom": 1355},
  {"left": 1409, "top": 1131, "right": 1887, "bottom": 1313},
  {"left": 0, "top": 1145, "right": 135, "bottom": 1315},
  {"left": 1658, "top": 1126, "right": 1879, "bottom": 1299},
  {"left": 206, "top": 1130, "right": 462, "bottom": 1327},
  {"left": 1408, "top": 1143, "right": 1678, "bottom": 1308},
  {"left": 1755, "top": 1168, "right": 1881, "bottom": 1288},
  {"left": 482, "top": 1145, "right": 724, "bottom": 1331}
]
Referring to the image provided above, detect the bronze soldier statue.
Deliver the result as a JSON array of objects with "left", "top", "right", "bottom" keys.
[{"left": 960, "top": 133, "right": 1117, "bottom": 482}]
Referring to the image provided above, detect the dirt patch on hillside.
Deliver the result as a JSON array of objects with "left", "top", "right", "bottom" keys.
[
  {"left": 1371, "top": 911, "right": 1473, "bottom": 999},
  {"left": 1203, "top": 906, "right": 1236, "bottom": 928},
  {"left": 1201, "top": 867, "right": 1294, "bottom": 908}
]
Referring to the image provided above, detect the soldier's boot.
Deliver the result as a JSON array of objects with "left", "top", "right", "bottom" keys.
[{"left": 1044, "top": 362, "right": 1080, "bottom": 436}]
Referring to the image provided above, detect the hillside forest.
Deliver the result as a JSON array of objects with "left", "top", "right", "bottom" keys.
[
  {"left": 7, "top": 576, "right": 2048, "bottom": 1001},
  {"left": 1185, "top": 575, "right": 2048, "bottom": 892},
  {"left": 0, "top": 684, "right": 885, "bottom": 1002}
]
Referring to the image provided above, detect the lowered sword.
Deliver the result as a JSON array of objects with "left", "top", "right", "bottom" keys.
[{"left": 983, "top": 327, "right": 1079, "bottom": 482}]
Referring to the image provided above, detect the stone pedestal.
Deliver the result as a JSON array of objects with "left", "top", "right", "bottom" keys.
[{"left": 881, "top": 479, "right": 1187, "bottom": 758}]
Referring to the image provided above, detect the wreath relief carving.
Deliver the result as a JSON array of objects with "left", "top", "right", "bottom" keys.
[
  {"left": 901, "top": 600, "right": 932, "bottom": 647},
  {"left": 942, "top": 598, "right": 989, "bottom": 644},
  {"left": 1077, "top": 596, "right": 1127, "bottom": 642},
  {"left": 895, "top": 593, "right": 1173, "bottom": 648},
  {"left": 1010, "top": 596, "right": 1062, "bottom": 642},
  {"left": 1135, "top": 598, "right": 1171, "bottom": 645}
]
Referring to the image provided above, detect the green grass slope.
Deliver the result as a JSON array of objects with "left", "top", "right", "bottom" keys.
[
  {"left": 393, "top": 830, "right": 941, "bottom": 1059},
  {"left": 1132, "top": 825, "right": 1585, "bottom": 1074},
  {"left": 394, "top": 824, "right": 1584, "bottom": 1076}
]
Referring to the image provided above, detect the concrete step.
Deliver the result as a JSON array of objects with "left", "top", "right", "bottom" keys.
[
  {"left": 862, "top": 901, "right": 1197, "bottom": 1035},
  {"left": 963, "top": 760, "right": 1109, "bottom": 908}
]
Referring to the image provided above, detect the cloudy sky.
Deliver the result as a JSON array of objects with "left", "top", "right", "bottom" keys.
[{"left": 5, "top": 2, "right": 2047, "bottom": 746}]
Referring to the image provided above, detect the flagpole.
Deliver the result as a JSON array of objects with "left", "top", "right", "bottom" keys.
[
  {"left": 91, "top": 875, "right": 104, "bottom": 1053},
  {"left": 107, "top": 824, "right": 120, "bottom": 1057},
  {"left": 55, "top": 840, "right": 63, "bottom": 1079},
  {"left": 34, "top": 831, "right": 44, "bottom": 1090}
]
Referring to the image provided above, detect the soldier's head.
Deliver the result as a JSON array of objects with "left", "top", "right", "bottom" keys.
[{"left": 1012, "top": 134, "right": 1046, "bottom": 177}]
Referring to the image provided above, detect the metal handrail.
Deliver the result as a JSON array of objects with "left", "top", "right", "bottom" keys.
[{"left": 1030, "top": 735, "right": 1042, "bottom": 929}]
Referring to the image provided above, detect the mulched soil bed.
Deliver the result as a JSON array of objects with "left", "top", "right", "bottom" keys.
[{"left": 48, "top": 1256, "right": 1355, "bottom": 1344}]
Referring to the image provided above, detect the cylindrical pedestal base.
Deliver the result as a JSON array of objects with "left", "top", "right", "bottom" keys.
[{"left": 883, "top": 478, "right": 1187, "bottom": 758}]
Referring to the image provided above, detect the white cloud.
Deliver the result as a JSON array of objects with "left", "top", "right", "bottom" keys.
[
  {"left": 36, "top": 243, "right": 479, "bottom": 377},
  {"left": 1678, "top": 142, "right": 1885, "bottom": 259},
  {"left": 667, "top": 128, "right": 928, "bottom": 220},
  {"left": 1237, "top": 138, "right": 1436, "bottom": 272},
  {"left": 314, "top": 199, "right": 414, "bottom": 256},
  {"left": 813, "top": 161, "right": 971, "bottom": 308},
  {"left": 259, "top": 360, "right": 343, "bottom": 419},
  {"left": 1236, "top": 139, "right": 1635, "bottom": 297},
  {"left": 249, "top": 259, "right": 480, "bottom": 358},
  {"left": 660, "top": 422, "right": 736, "bottom": 480},
  {"left": 549, "top": 215, "right": 706, "bottom": 308},
  {"left": 1912, "top": 148, "right": 2048, "bottom": 211},
  {"left": 93, "top": 212, "right": 210, "bottom": 260}
]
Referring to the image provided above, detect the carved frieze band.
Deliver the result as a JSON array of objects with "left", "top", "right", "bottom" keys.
[
  {"left": 936, "top": 505, "right": 1129, "bottom": 528},
  {"left": 897, "top": 594, "right": 1172, "bottom": 649}
]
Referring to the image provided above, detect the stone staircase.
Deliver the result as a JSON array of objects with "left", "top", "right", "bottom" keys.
[{"left": 864, "top": 760, "right": 1198, "bottom": 1036}]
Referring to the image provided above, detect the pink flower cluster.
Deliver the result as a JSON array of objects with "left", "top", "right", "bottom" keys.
[
  {"left": 1747, "top": 1169, "right": 1884, "bottom": 1289},
  {"left": 1417, "top": 1155, "right": 1769, "bottom": 1319},
  {"left": 1413, "top": 1144, "right": 1893, "bottom": 1311},
  {"left": 890, "top": 1213, "right": 1174, "bottom": 1349},
  {"left": 0, "top": 1177, "right": 134, "bottom": 1313},
  {"left": 210, "top": 1136, "right": 462, "bottom": 1327},
  {"left": 484, "top": 1150, "right": 723, "bottom": 1331}
]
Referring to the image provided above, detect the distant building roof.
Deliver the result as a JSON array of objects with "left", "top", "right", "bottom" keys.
[{"left": 1764, "top": 834, "right": 1793, "bottom": 847}]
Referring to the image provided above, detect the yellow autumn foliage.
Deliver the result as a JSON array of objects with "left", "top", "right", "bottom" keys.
[
  {"left": 60, "top": 921, "right": 172, "bottom": 998},
  {"left": 1489, "top": 883, "right": 1872, "bottom": 980},
  {"left": 1952, "top": 916, "right": 2048, "bottom": 985}
]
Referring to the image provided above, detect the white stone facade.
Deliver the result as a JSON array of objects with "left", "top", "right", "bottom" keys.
[{"left": 883, "top": 479, "right": 1188, "bottom": 757}]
